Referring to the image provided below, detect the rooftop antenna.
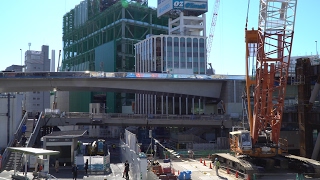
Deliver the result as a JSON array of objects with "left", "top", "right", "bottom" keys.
[{"left": 28, "top": 43, "right": 31, "bottom": 51}]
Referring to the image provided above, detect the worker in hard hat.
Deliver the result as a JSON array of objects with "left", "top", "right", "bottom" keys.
[{"left": 214, "top": 158, "right": 220, "bottom": 176}]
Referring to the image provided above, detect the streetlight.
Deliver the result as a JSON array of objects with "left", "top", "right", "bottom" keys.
[
  {"left": 20, "top": 49, "right": 22, "bottom": 65},
  {"left": 315, "top": 41, "right": 318, "bottom": 56}
]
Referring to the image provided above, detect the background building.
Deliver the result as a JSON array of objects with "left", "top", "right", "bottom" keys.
[
  {"left": 24, "top": 45, "right": 55, "bottom": 117},
  {"left": 134, "top": 0, "right": 208, "bottom": 115},
  {"left": 60, "top": 0, "right": 169, "bottom": 113},
  {"left": 0, "top": 93, "right": 23, "bottom": 150}
]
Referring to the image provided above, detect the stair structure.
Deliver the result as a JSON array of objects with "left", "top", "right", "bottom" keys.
[{"left": 1, "top": 112, "right": 44, "bottom": 171}]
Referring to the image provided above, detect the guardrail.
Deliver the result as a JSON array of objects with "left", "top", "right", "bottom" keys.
[
  {"left": 47, "top": 112, "right": 231, "bottom": 121},
  {"left": 252, "top": 173, "right": 299, "bottom": 180},
  {"left": 26, "top": 112, "right": 43, "bottom": 147},
  {"left": 1, "top": 112, "right": 28, "bottom": 170},
  {"left": 0, "top": 71, "right": 235, "bottom": 80}
]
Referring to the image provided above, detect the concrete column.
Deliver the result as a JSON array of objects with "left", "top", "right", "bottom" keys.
[
  {"left": 154, "top": 95, "right": 157, "bottom": 114},
  {"left": 142, "top": 95, "right": 145, "bottom": 114},
  {"left": 186, "top": 97, "right": 188, "bottom": 115},
  {"left": 166, "top": 96, "right": 168, "bottom": 115},
  {"left": 179, "top": 97, "right": 181, "bottom": 115},
  {"left": 150, "top": 95, "right": 153, "bottom": 115},
  {"left": 161, "top": 95, "right": 164, "bottom": 115},
  {"left": 203, "top": 98, "right": 206, "bottom": 113},
  {"left": 173, "top": 97, "right": 175, "bottom": 114},
  {"left": 199, "top": 98, "right": 201, "bottom": 113},
  {"left": 192, "top": 98, "right": 195, "bottom": 114},
  {"left": 140, "top": 94, "right": 142, "bottom": 114}
]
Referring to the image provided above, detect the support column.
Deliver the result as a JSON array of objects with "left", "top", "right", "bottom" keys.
[
  {"left": 186, "top": 97, "right": 188, "bottom": 115},
  {"left": 179, "top": 97, "right": 182, "bottom": 115},
  {"left": 142, "top": 95, "right": 145, "bottom": 114},
  {"left": 161, "top": 95, "right": 164, "bottom": 115},
  {"left": 166, "top": 96, "right": 169, "bottom": 115},
  {"left": 173, "top": 97, "right": 175, "bottom": 114},
  {"left": 154, "top": 95, "right": 157, "bottom": 114},
  {"left": 150, "top": 95, "right": 153, "bottom": 114},
  {"left": 203, "top": 98, "right": 206, "bottom": 113},
  {"left": 198, "top": 98, "right": 201, "bottom": 114},
  {"left": 192, "top": 97, "right": 195, "bottom": 114}
]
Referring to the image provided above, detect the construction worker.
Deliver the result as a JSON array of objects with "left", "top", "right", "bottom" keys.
[{"left": 214, "top": 158, "right": 220, "bottom": 176}]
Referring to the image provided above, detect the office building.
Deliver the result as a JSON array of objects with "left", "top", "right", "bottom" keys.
[
  {"left": 61, "top": 0, "right": 168, "bottom": 113},
  {"left": 24, "top": 45, "right": 53, "bottom": 117}
]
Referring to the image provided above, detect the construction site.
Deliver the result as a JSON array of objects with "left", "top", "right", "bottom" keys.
[{"left": 56, "top": 0, "right": 320, "bottom": 179}]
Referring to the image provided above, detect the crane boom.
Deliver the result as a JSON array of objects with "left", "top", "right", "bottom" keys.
[
  {"left": 230, "top": 0, "right": 298, "bottom": 157},
  {"left": 207, "top": 0, "right": 220, "bottom": 61}
]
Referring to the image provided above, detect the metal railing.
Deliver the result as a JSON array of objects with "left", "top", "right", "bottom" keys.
[
  {"left": 1, "top": 112, "right": 28, "bottom": 170},
  {"left": 26, "top": 112, "right": 43, "bottom": 147},
  {"left": 0, "top": 71, "right": 233, "bottom": 80},
  {"left": 46, "top": 112, "right": 231, "bottom": 121}
]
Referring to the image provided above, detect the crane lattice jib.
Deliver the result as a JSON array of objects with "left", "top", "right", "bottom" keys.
[
  {"left": 246, "top": 0, "right": 297, "bottom": 145},
  {"left": 207, "top": 0, "right": 220, "bottom": 61}
]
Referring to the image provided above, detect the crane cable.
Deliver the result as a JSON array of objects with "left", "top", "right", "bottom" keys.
[{"left": 245, "top": 0, "right": 254, "bottom": 76}]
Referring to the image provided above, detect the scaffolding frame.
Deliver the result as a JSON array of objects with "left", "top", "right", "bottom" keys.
[{"left": 62, "top": 1, "right": 169, "bottom": 72}]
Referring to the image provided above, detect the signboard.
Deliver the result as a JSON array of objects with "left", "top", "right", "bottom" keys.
[
  {"left": 157, "top": 0, "right": 208, "bottom": 17},
  {"left": 157, "top": 0, "right": 172, "bottom": 17},
  {"left": 173, "top": 0, "right": 208, "bottom": 11},
  {"left": 46, "top": 138, "right": 73, "bottom": 142}
]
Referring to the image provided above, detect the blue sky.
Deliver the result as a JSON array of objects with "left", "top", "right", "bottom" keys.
[{"left": 0, "top": 0, "right": 319, "bottom": 75}]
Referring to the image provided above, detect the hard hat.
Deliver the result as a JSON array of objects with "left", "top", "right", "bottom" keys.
[{"left": 215, "top": 158, "right": 218, "bottom": 161}]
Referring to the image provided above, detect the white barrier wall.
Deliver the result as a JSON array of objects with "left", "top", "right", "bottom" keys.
[{"left": 122, "top": 129, "right": 148, "bottom": 180}]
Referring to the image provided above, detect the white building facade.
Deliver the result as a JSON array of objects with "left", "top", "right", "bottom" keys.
[{"left": 134, "top": 3, "right": 208, "bottom": 115}]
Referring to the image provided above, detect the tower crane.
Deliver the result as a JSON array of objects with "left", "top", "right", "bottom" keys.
[
  {"left": 206, "top": 0, "right": 220, "bottom": 71},
  {"left": 230, "top": 0, "right": 298, "bottom": 157}
]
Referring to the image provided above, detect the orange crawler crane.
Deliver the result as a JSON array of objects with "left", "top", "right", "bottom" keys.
[{"left": 230, "top": 0, "right": 298, "bottom": 157}]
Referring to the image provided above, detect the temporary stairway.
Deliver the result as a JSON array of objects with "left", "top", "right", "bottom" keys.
[{"left": 1, "top": 112, "right": 43, "bottom": 171}]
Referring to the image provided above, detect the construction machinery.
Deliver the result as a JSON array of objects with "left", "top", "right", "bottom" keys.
[
  {"left": 52, "top": 50, "right": 61, "bottom": 109},
  {"left": 230, "top": 0, "right": 297, "bottom": 158},
  {"left": 206, "top": 0, "right": 220, "bottom": 74},
  {"left": 212, "top": 0, "right": 320, "bottom": 177}
]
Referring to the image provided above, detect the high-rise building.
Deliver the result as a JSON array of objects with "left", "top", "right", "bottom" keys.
[
  {"left": 134, "top": 0, "right": 208, "bottom": 115},
  {"left": 61, "top": 0, "right": 169, "bottom": 113},
  {"left": 24, "top": 45, "right": 52, "bottom": 117}
]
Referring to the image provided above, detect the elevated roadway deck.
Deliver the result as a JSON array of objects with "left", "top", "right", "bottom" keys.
[{"left": 0, "top": 71, "right": 244, "bottom": 98}]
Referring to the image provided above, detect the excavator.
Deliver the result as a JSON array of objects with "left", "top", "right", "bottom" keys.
[{"left": 212, "top": 0, "right": 320, "bottom": 178}]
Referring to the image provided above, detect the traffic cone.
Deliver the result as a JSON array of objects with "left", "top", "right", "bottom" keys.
[
  {"left": 172, "top": 168, "right": 175, "bottom": 174},
  {"left": 200, "top": 157, "right": 202, "bottom": 163},
  {"left": 209, "top": 162, "right": 212, "bottom": 169},
  {"left": 236, "top": 171, "right": 239, "bottom": 178},
  {"left": 227, "top": 167, "right": 230, "bottom": 174},
  {"left": 178, "top": 170, "right": 180, "bottom": 175},
  {"left": 246, "top": 174, "right": 250, "bottom": 180},
  {"left": 203, "top": 160, "right": 206, "bottom": 166}
]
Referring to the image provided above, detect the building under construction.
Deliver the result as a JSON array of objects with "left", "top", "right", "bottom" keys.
[{"left": 61, "top": 0, "right": 169, "bottom": 112}]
